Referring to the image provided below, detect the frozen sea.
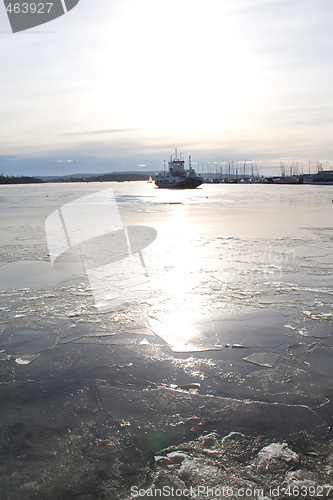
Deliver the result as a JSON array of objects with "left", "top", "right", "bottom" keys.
[{"left": 0, "top": 181, "right": 332, "bottom": 499}]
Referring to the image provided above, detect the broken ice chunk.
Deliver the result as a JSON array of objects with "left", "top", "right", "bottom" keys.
[
  {"left": 15, "top": 354, "right": 40, "bottom": 365},
  {"left": 242, "top": 352, "right": 279, "bottom": 368},
  {"left": 258, "top": 442, "right": 298, "bottom": 463}
]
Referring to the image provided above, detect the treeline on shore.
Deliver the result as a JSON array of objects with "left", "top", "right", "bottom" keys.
[
  {"left": 0, "top": 173, "right": 149, "bottom": 184},
  {"left": 49, "top": 173, "right": 149, "bottom": 183},
  {"left": 0, "top": 175, "right": 45, "bottom": 184}
]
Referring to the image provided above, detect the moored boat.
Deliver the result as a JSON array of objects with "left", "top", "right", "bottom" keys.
[{"left": 303, "top": 170, "right": 333, "bottom": 185}]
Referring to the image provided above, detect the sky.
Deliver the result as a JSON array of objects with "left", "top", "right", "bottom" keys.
[{"left": 0, "top": 0, "right": 333, "bottom": 176}]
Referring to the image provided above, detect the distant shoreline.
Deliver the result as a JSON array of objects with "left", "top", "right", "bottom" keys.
[
  {"left": 1, "top": 172, "right": 333, "bottom": 185},
  {"left": 0, "top": 173, "right": 151, "bottom": 184},
  {"left": 0, "top": 175, "right": 45, "bottom": 184}
]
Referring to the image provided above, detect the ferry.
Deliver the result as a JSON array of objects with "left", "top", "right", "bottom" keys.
[{"left": 155, "top": 150, "right": 203, "bottom": 189}]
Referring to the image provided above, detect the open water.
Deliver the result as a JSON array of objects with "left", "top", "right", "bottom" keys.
[{"left": 0, "top": 181, "right": 332, "bottom": 499}]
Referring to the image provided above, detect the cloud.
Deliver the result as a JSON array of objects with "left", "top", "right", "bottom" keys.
[
  {"left": 0, "top": 155, "right": 16, "bottom": 161},
  {"left": 63, "top": 129, "right": 139, "bottom": 136}
]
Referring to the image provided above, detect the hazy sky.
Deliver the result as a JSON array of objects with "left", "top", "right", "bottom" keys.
[{"left": 1, "top": 0, "right": 333, "bottom": 176}]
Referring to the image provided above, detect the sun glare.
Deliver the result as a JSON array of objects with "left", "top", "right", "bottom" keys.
[{"left": 93, "top": 0, "right": 261, "bottom": 141}]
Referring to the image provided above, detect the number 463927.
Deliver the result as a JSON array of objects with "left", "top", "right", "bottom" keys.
[{"left": 5, "top": 3, "right": 53, "bottom": 14}]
